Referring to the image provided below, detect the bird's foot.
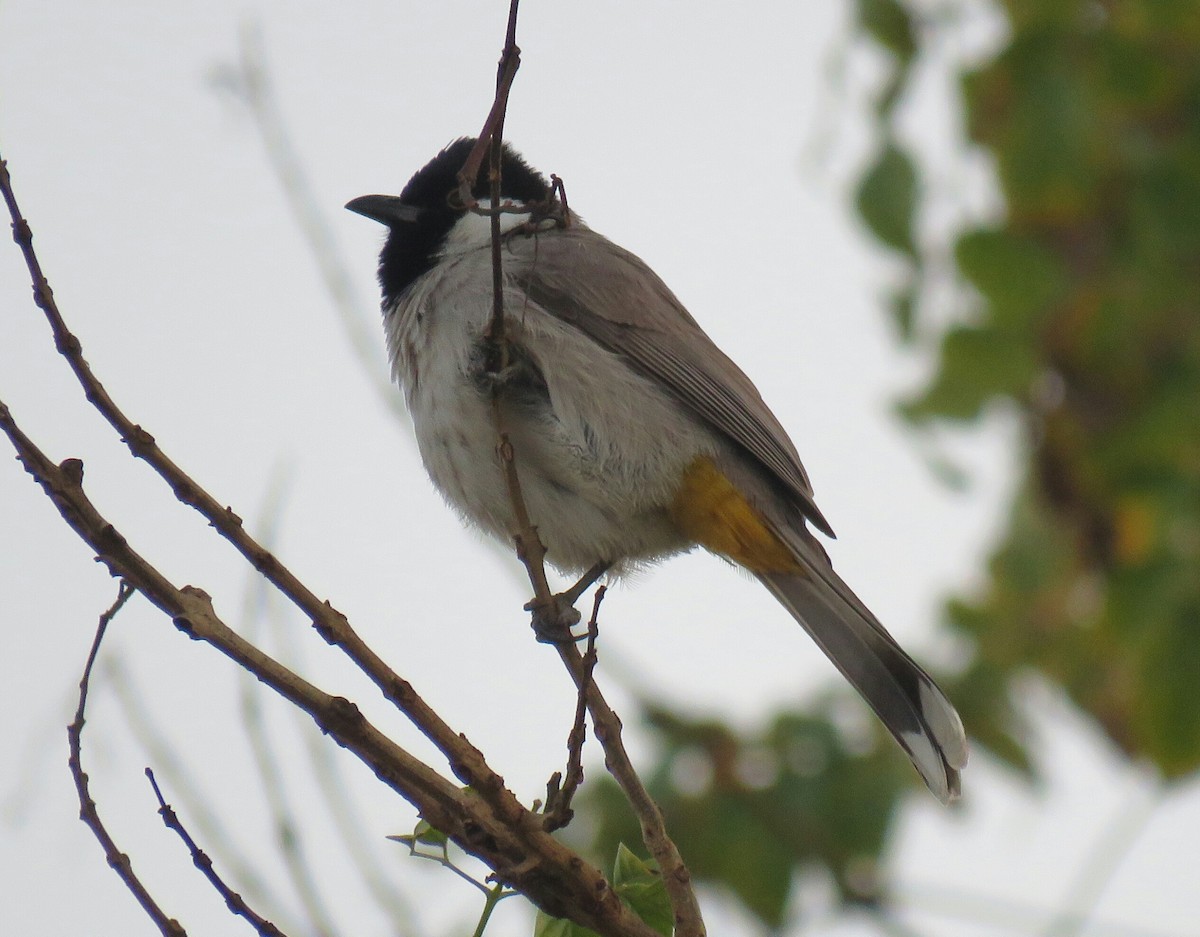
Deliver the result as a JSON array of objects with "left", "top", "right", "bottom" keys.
[
  {"left": 526, "top": 561, "right": 610, "bottom": 645},
  {"left": 526, "top": 594, "right": 583, "bottom": 644}
]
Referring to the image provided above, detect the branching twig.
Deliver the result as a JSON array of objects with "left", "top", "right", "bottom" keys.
[
  {"left": 146, "top": 768, "right": 288, "bottom": 937},
  {"left": 0, "top": 149, "right": 513, "bottom": 832},
  {"left": 392, "top": 830, "right": 516, "bottom": 937},
  {"left": 67, "top": 579, "right": 186, "bottom": 937},
  {"left": 553, "top": 639, "right": 705, "bottom": 937},
  {"left": 2, "top": 146, "right": 663, "bottom": 936},
  {"left": 4, "top": 1, "right": 703, "bottom": 930},
  {"left": 0, "top": 394, "right": 658, "bottom": 937},
  {"left": 454, "top": 3, "right": 706, "bottom": 933}
]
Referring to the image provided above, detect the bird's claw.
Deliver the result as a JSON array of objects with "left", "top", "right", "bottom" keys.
[{"left": 526, "top": 593, "right": 585, "bottom": 644}]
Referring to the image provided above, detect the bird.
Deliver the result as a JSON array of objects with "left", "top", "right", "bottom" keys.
[{"left": 346, "top": 138, "right": 968, "bottom": 802}]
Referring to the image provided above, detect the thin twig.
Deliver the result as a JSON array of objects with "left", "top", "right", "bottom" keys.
[
  {"left": 486, "top": 128, "right": 509, "bottom": 374},
  {"left": 456, "top": 0, "right": 523, "bottom": 213},
  {"left": 474, "top": 0, "right": 558, "bottom": 620},
  {"left": 392, "top": 837, "right": 518, "bottom": 937},
  {"left": 549, "top": 174, "right": 572, "bottom": 227},
  {"left": 493, "top": 417, "right": 556, "bottom": 616},
  {"left": 467, "top": 0, "right": 557, "bottom": 625},
  {"left": 553, "top": 638, "right": 705, "bottom": 937},
  {"left": 452, "top": 4, "right": 706, "bottom": 932},
  {"left": 103, "top": 655, "right": 299, "bottom": 931},
  {"left": 67, "top": 580, "right": 186, "bottom": 937},
  {"left": 145, "top": 769, "right": 288, "bottom": 937},
  {"left": 471, "top": 882, "right": 513, "bottom": 937},
  {"left": 543, "top": 587, "right": 603, "bottom": 832}
]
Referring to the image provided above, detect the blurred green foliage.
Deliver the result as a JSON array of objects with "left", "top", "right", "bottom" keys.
[
  {"left": 900, "top": 0, "right": 1200, "bottom": 779},
  {"left": 854, "top": 0, "right": 1200, "bottom": 776},
  {"left": 581, "top": 706, "right": 908, "bottom": 930},
  {"left": 578, "top": 0, "right": 1200, "bottom": 929}
]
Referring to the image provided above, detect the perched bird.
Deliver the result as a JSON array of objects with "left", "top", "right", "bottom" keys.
[{"left": 347, "top": 138, "right": 967, "bottom": 802}]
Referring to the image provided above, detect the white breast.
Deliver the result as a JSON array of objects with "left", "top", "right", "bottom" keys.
[{"left": 385, "top": 226, "right": 716, "bottom": 573}]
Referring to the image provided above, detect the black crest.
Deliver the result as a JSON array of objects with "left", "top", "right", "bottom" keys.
[{"left": 376, "top": 139, "right": 551, "bottom": 305}]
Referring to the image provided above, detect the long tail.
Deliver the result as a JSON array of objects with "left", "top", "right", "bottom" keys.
[{"left": 758, "top": 566, "right": 968, "bottom": 803}]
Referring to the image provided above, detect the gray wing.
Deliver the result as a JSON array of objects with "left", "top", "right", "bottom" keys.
[{"left": 509, "top": 223, "right": 834, "bottom": 537}]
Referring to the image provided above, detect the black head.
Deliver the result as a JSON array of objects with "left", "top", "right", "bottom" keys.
[{"left": 346, "top": 138, "right": 551, "bottom": 307}]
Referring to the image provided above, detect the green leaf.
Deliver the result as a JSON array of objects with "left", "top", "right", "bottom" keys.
[
  {"left": 955, "top": 228, "right": 1067, "bottom": 329},
  {"left": 531, "top": 846, "right": 671, "bottom": 937},
  {"left": 857, "top": 0, "right": 916, "bottom": 67},
  {"left": 612, "top": 843, "right": 652, "bottom": 887},
  {"left": 533, "top": 910, "right": 598, "bottom": 937},
  {"left": 968, "top": 33, "right": 1106, "bottom": 219},
  {"left": 889, "top": 280, "right": 918, "bottom": 342},
  {"left": 387, "top": 818, "right": 448, "bottom": 849},
  {"left": 857, "top": 0, "right": 917, "bottom": 116},
  {"left": 612, "top": 845, "right": 672, "bottom": 937},
  {"left": 855, "top": 142, "right": 918, "bottom": 256},
  {"left": 901, "top": 325, "right": 1038, "bottom": 423},
  {"left": 1135, "top": 599, "right": 1200, "bottom": 776}
]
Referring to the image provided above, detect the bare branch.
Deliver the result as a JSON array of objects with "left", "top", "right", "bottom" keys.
[
  {"left": 542, "top": 587, "right": 603, "bottom": 832},
  {"left": 104, "top": 655, "right": 302, "bottom": 931},
  {"left": 67, "top": 579, "right": 186, "bottom": 937},
  {"left": 2, "top": 145, "right": 667, "bottom": 936},
  {"left": 4, "top": 0, "right": 703, "bottom": 924},
  {"left": 552, "top": 638, "right": 705, "bottom": 937},
  {"left": 0, "top": 147, "right": 511, "bottom": 824},
  {"left": 145, "top": 769, "right": 289, "bottom": 937},
  {"left": 455, "top": 0, "right": 524, "bottom": 214},
  {"left": 0, "top": 394, "right": 660, "bottom": 937},
  {"left": 443, "top": 3, "right": 707, "bottom": 931}
]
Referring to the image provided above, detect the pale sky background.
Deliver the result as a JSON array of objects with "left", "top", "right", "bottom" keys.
[{"left": 1, "top": 2, "right": 1197, "bottom": 936}]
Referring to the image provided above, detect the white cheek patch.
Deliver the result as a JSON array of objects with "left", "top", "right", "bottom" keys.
[{"left": 443, "top": 198, "right": 532, "bottom": 253}]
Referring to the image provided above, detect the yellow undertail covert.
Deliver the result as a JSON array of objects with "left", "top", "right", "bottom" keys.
[{"left": 669, "top": 457, "right": 803, "bottom": 574}]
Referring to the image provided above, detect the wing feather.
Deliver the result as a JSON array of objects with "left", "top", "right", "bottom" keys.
[{"left": 510, "top": 225, "right": 835, "bottom": 536}]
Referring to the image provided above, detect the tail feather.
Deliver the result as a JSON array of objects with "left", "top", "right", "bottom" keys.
[{"left": 758, "top": 566, "right": 968, "bottom": 803}]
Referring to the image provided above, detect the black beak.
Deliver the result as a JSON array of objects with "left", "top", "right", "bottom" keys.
[{"left": 345, "top": 194, "right": 423, "bottom": 227}]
